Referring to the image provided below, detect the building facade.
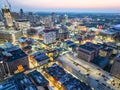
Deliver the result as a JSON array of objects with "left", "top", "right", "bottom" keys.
[
  {"left": 0, "top": 43, "right": 29, "bottom": 75},
  {"left": 43, "top": 29, "right": 56, "bottom": 44},
  {"left": 2, "top": 6, "right": 14, "bottom": 29},
  {"left": 111, "top": 54, "right": 120, "bottom": 79}
]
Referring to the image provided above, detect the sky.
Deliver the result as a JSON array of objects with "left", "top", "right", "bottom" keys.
[{"left": 1, "top": 0, "right": 120, "bottom": 12}]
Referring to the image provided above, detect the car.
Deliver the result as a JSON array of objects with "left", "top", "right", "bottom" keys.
[
  {"left": 104, "top": 78, "right": 107, "bottom": 81},
  {"left": 96, "top": 79, "right": 99, "bottom": 82},
  {"left": 102, "top": 83, "right": 106, "bottom": 86},
  {"left": 102, "top": 75, "right": 105, "bottom": 78},
  {"left": 97, "top": 73, "right": 101, "bottom": 75},
  {"left": 97, "top": 68, "right": 101, "bottom": 70}
]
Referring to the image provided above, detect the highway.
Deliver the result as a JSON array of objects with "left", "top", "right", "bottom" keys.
[{"left": 58, "top": 53, "right": 120, "bottom": 90}]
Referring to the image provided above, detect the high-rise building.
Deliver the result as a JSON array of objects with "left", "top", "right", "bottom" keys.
[
  {"left": 19, "top": 9, "right": 24, "bottom": 18},
  {"left": 2, "top": 6, "right": 14, "bottom": 29},
  {"left": 110, "top": 54, "right": 120, "bottom": 79},
  {"left": 28, "top": 12, "right": 34, "bottom": 24},
  {"left": 51, "top": 12, "right": 57, "bottom": 23}
]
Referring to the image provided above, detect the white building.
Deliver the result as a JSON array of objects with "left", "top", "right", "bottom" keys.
[
  {"left": 15, "top": 19, "right": 30, "bottom": 36},
  {"left": 43, "top": 29, "right": 56, "bottom": 44}
]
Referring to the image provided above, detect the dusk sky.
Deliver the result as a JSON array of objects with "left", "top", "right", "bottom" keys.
[{"left": 1, "top": 0, "right": 120, "bottom": 12}]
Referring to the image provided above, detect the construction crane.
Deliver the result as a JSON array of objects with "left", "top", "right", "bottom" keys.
[{"left": 5, "top": 0, "right": 11, "bottom": 10}]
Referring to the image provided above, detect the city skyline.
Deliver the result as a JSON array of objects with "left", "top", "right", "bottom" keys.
[
  {"left": 0, "top": 0, "right": 120, "bottom": 89},
  {"left": 1, "top": 0, "right": 120, "bottom": 13}
]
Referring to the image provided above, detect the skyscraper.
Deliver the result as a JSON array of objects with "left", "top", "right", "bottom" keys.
[
  {"left": 2, "top": 6, "right": 14, "bottom": 29},
  {"left": 19, "top": 8, "right": 24, "bottom": 18}
]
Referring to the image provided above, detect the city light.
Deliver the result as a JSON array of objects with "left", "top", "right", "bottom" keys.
[{"left": 0, "top": 0, "right": 120, "bottom": 90}]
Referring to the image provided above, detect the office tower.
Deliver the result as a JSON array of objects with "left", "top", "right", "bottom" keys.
[
  {"left": 51, "top": 12, "right": 57, "bottom": 23},
  {"left": 19, "top": 9, "right": 24, "bottom": 18},
  {"left": 28, "top": 12, "right": 34, "bottom": 24}
]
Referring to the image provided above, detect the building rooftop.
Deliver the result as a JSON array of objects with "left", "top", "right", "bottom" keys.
[
  {"left": 116, "top": 53, "right": 120, "bottom": 58},
  {"left": 65, "top": 40, "right": 77, "bottom": 48},
  {"left": 0, "top": 81, "right": 18, "bottom": 90},
  {"left": 65, "top": 40, "right": 74, "bottom": 45},
  {"left": 101, "top": 47, "right": 113, "bottom": 53},
  {"left": 45, "top": 64, "right": 92, "bottom": 90},
  {"left": 92, "top": 56, "right": 109, "bottom": 68},
  {"left": 0, "top": 29, "right": 21, "bottom": 34},
  {"left": 5, "top": 49, "right": 27, "bottom": 62},
  {"left": 100, "top": 28, "right": 120, "bottom": 35},
  {"left": 28, "top": 70, "right": 48, "bottom": 87},
  {"left": 32, "top": 52, "right": 49, "bottom": 62},
  {"left": 43, "top": 28, "right": 57, "bottom": 33},
  {"left": 113, "top": 24, "right": 120, "bottom": 30},
  {"left": 58, "top": 53, "right": 120, "bottom": 90},
  {"left": 45, "top": 64, "right": 66, "bottom": 80},
  {"left": 16, "top": 19, "right": 29, "bottom": 22},
  {"left": 79, "top": 44, "right": 95, "bottom": 52},
  {"left": 63, "top": 78, "right": 92, "bottom": 90},
  {"left": 85, "top": 42, "right": 101, "bottom": 48},
  {"left": 1, "top": 73, "right": 37, "bottom": 90},
  {"left": 0, "top": 43, "right": 27, "bottom": 62}
]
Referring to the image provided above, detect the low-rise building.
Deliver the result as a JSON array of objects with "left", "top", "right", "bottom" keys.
[
  {"left": 0, "top": 80, "right": 18, "bottom": 90},
  {"left": 56, "top": 25, "right": 69, "bottom": 40},
  {"left": 28, "top": 52, "right": 49, "bottom": 68},
  {"left": 0, "top": 42, "right": 29, "bottom": 75},
  {"left": 111, "top": 54, "right": 120, "bottom": 79},
  {"left": 99, "top": 48, "right": 113, "bottom": 57},
  {"left": 0, "top": 73, "right": 37, "bottom": 90},
  {"left": 78, "top": 44, "right": 95, "bottom": 62},
  {"left": 43, "top": 64, "right": 92, "bottom": 90},
  {"left": 58, "top": 53, "right": 118, "bottom": 90},
  {"left": 28, "top": 70, "right": 49, "bottom": 89},
  {"left": 64, "top": 40, "right": 77, "bottom": 51}
]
